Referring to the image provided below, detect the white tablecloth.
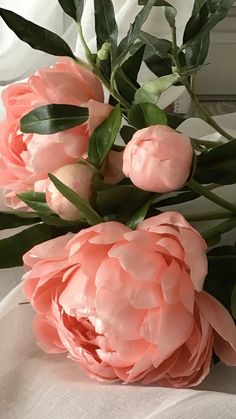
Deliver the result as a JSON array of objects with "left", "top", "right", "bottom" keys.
[{"left": 1, "top": 113, "right": 236, "bottom": 418}]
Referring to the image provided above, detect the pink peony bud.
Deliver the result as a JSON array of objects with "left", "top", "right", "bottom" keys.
[
  {"left": 123, "top": 125, "right": 193, "bottom": 193},
  {"left": 46, "top": 163, "right": 95, "bottom": 221}
]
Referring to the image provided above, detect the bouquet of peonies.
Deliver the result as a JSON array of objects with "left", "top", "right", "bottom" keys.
[{"left": 0, "top": 0, "right": 236, "bottom": 388}]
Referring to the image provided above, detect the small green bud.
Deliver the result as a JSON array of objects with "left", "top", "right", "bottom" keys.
[{"left": 97, "top": 42, "right": 112, "bottom": 61}]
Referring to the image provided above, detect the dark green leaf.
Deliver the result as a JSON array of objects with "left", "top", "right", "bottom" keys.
[
  {"left": 182, "top": 0, "right": 235, "bottom": 49},
  {"left": 138, "top": 0, "right": 173, "bottom": 5},
  {"left": 137, "top": 31, "right": 172, "bottom": 77},
  {"left": 40, "top": 214, "right": 87, "bottom": 228},
  {"left": 115, "top": 45, "right": 145, "bottom": 103},
  {"left": 205, "top": 245, "right": 236, "bottom": 315},
  {"left": 48, "top": 173, "right": 102, "bottom": 225},
  {"left": 88, "top": 105, "right": 122, "bottom": 167},
  {"left": 148, "top": 189, "right": 199, "bottom": 212},
  {"left": 183, "top": 3, "right": 210, "bottom": 67},
  {"left": 195, "top": 138, "right": 236, "bottom": 185},
  {"left": 128, "top": 103, "right": 167, "bottom": 129},
  {"left": 127, "top": 194, "right": 158, "bottom": 229},
  {"left": 115, "top": 0, "right": 157, "bottom": 67},
  {"left": 95, "top": 184, "right": 152, "bottom": 221},
  {"left": 120, "top": 126, "right": 137, "bottom": 144},
  {"left": 0, "top": 8, "right": 75, "bottom": 58},
  {"left": 0, "top": 224, "right": 70, "bottom": 268},
  {"left": 0, "top": 211, "right": 40, "bottom": 230},
  {"left": 20, "top": 104, "right": 88, "bottom": 134},
  {"left": 94, "top": 0, "right": 117, "bottom": 61},
  {"left": 58, "top": 0, "right": 84, "bottom": 22},
  {"left": 18, "top": 192, "right": 52, "bottom": 215},
  {"left": 166, "top": 112, "right": 187, "bottom": 129}
]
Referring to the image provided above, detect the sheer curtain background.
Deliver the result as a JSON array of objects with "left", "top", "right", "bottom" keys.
[{"left": 0, "top": 2, "right": 236, "bottom": 418}]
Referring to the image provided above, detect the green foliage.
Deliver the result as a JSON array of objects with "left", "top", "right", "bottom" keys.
[
  {"left": 0, "top": 211, "right": 40, "bottom": 230},
  {"left": 128, "top": 103, "right": 167, "bottom": 129},
  {"left": 58, "top": 0, "right": 84, "bottom": 22},
  {"left": 20, "top": 105, "right": 88, "bottom": 134},
  {"left": 88, "top": 105, "right": 122, "bottom": 167},
  {"left": 115, "top": 45, "right": 145, "bottom": 103},
  {"left": 0, "top": 8, "right": 75, "bottom": 58},
  {"left": 17, "top": 192, "right": 52, "bottom": 215},
  {"left": 0, "top": 224, "right": 71, "bottom": 268},
  {"left": 195, "top": 139, "right": 236, "bottom": 184},
  {"left": 205, "top": 245, "right": 236, "bottom": 317},
  {"left": 48, "top": 174, "right": 102, "bottom": 225}
]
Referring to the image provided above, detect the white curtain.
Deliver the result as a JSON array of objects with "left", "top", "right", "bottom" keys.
[{"left": 0, "top": 0, "right": 194, "bottom": 107}]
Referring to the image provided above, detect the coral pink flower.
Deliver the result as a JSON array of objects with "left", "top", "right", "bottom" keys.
[
  {"left": 23, "top": 212, "right": 236, "bottom": 387},
  {"left": 46, "top": 163, "right": 95, "bottom": 221},
  {"left": 0, "top": 58, "right": 110, "bottom": 209},
  {"left": 123, "top": 125, "right": 193, "bottom": 193}
]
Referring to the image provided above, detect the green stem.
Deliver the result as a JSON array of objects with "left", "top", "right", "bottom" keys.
[
  {"left": 78, "top": 23, "right": 94, "bottom": 64},
  {"left": 187, "top": 179, "right": 236, "bottom": 213},
  {"left": 202, "top": 217, "right": 236, "bottom": 242},
  {"left": 191, "top": 137, "right": 225, "bottom": 148},
  {"left": 184, "top": 210, "right": 232, "bottom": 222},
  {"left": 77, "top": 23, "right": 130, "bottom": 110},
  {"left": 171, "top": 28, "right": 234, "bottom": 142},
  {"left": 183, "top": 79, "right": 234, "bottom": 141}
]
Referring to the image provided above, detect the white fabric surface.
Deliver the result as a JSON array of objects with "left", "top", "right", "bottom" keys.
[
  {"left": 1, "top": 114, "right": 236, "bottom": 418},
  {"left": 0, "top": 0, "right": 194, "bottom": 108},
  {"left": 0, "top": 2, "right": 236, "bottom": 417}
]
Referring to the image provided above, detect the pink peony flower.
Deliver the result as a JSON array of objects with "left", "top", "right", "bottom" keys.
[
  {"left": 122, "top": 125, "right": 193, "bottom": 193},
  {"left": 0, "top": 58, "right": 111, "bottom": 209},
  {"left": 46, "top": 163, "right": 96, "bottom": 221},
  {"left": 23, "top": 212, "right": 236, "bottom": 387}
]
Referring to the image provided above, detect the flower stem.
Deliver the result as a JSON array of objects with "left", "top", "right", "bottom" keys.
[
  {"left": 187, "top": 179, "right": 236, "bottom": 213},
  {"left": 171, "top": 28, "right": 234, "bottom": 142},
  {"left": 77, "top": 24, "right": 130, "bottom": 110},
  {"left": 202, "top": 217, "right": 236, "bottom": 242}
]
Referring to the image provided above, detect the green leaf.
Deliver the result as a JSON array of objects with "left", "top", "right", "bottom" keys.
[
  {"left": 195, "top": 138, "right": 236, "bottom": 185},
  {"left": 205, "top": 245, "right": 236, "bottom": 315},
  {"left": 135, "top": 73, "right": 180, "bottom": 104},
  {"left": 94, "top": 0, "right": 118, "bottom": 61},
  {"left": 128, "top": 103, "right": 167, "bottom": 129},
  {"left": 0, "top": 8, "right": 75, "bottom": 59},
  {"left": 18, "top": 192, "right": 53, "bottom": 215},
  {"left": 0, "top": 211, "right": 40, "bottom": 230},
  {"left": 40, "top": 214, "right": 87, "bottom": 228},
  {"left": 120, "top": 126, "right": 137, "bottom": 144},
  {"left": 88, "top": 105, "right": 122, "bottom": 167},
  {"left": 138, "top": 32, "right": 172, "bottom": 77},
  {"left": 164, "top": 5, "right": 177, "bottom": 29},
  {"left": 138, "top": 0, "right": 173, "bottom": 5},
  {"left": 127, "top": 194, "right": 158, "bottom": 229},
  {"left": 0, "top": 224, "right": 71, "bottom": 268},
  {"left": 166, "top": 112, "right": 187, "bottom": 129},
  {"left": 183, "top": 3, "right": 210, "bottom": 67},
  {"left": 182, "top": 0, "right": 235, "bottom": 50},
  {"left": 231, "top": 284, "right": 236, "bottom": 320},
  {"left": 115, "top": 45, "right": 145, "bottom": 103},
  {"left": 20, "top": 104, "right": 88, "bottom": 134},
  {"left": 95, "top": 184, "right": 152, "bottom": 221},
  {"left": 58, "top": 0, "right": 84, "bottom": 22},
  {"left": 115, "top": 0, "right": 157, "bottom": 67},
  {"left": 48, "top": 173, "right": 102, "bottom": 225}
]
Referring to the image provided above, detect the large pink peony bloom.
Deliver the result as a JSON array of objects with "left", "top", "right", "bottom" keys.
[
  {"left": 0, "top": 58, "right": 110, "bottom": 209},
  {"left": 123, "top": 125, "right": 193, "bottom": 193},
  {"left": 23, "top": 212, "right": 236, "bottom": 387}
]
